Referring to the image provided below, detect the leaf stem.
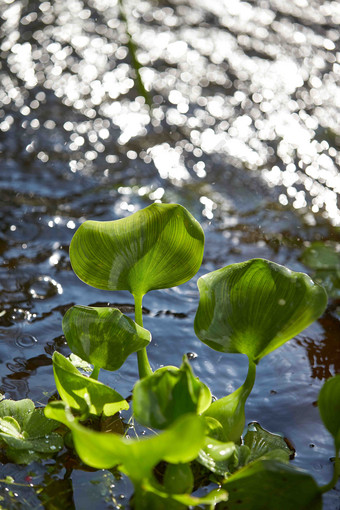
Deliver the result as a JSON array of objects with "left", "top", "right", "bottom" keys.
[
  {"left": 134, "top": 293, "right": 152, "bottom": 379},
  {"left": 319, "top": 446, "right": 340, "bottom": 494},
  {"left": 90, "top": 365, "right": 100, "bottom": 380}
]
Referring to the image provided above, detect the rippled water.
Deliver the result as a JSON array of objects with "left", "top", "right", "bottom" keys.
[{"left": 0, "top": 0, "right": 340, "bottom": 508}]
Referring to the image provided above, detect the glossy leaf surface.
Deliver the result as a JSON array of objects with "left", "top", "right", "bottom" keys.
[
  {"left": 62, "top": 305, "right": 151, "bottom": 371},
  {"left": 70, "top": 203, "right": 204, "bottom": 295},
  {"left": 198, "top": 437, "right": 236, "bottom": 475},
  {"left": 195, "top": 258, "right": 327, "bottom": 362},
  {"left": 218, "top": 460, "right": 321, "bottom": 510},
  {"left": 133, "top": 356, "right": 211, "bottom": 429},
  {"left": 44, "top": 402, "right": 206, "bottom": 481},
  {"left": 318, "top": 374, "right": 340, "bottom": 449},
  {"left": 243, "top": 422, "right": 293, "bottom": 463},
  {"left": 203, "top": 359, "right": 256, "bottom": 442},
  {"left": 53, "top": 351, "right": 129, "bottom": 416},
  {"left": 0, "top": 399, "right": 63, "bottom": 464}
]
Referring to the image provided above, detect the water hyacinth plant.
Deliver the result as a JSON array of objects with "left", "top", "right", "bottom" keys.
[{"left": 1, "top": 203, "right": 339, "bottom": 509}]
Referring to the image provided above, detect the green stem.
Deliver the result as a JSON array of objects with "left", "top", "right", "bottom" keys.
[
  {"left": 90, "top": 365, "right": 100, "bottom": 380},
  {"left": 134, "top": 293, "right": 152, "bottom": 379},
  {"left": 242, "top": 358, "right": 257, "bottom": 401},
  {"left": 320, "top": 446, "right": 340, "bottom": 494}
]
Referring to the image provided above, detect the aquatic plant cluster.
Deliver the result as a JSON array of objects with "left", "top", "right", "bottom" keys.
[{"left": 0, "top": 203, "right": 339, "bottom": 509}]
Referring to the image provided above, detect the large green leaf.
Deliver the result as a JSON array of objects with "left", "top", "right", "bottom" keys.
[
  {"left": 69, "top": 203, "right": 204, "bottom": 296},
  {"left": 218, "top": 460, "right": 322, "bottom": 510},
  {"left": 52, "top": 351, "right": 129, "bottom": 417},
  {"left": 45, "top": 402, "right": 206, "bottom": 481},
  {"left": 318, "top": 374, "right": 340, "bottom": 450},
  {"left": 133, "top": 356, "right": 211, "bottom": 429},
  {"left": 203, "top": 359, "right": 256, "bottom": 442},
  {"left": 194, "top": 259, "right": 327, "bottom": 362},
  {"left": 62, "top": 305, "right": 151, "bottom": 371}
]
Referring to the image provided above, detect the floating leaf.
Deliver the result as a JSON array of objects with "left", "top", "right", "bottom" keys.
[
  {"left": 69, "top": 203, "right": 204, "bottom": 296},
  {"left": 243, "top": 422, "right": 293, "bottom": 463},
  {"left": 218, "top": 460, "right": 321, "bottom": 510},
  {"left": 318, "top": 374, "right": 340, "bottom": 450},
  {"left": 45, "top": 401, "right": 206, "bottom": 482},
  {"left": 53, "top": 351, "right": 129, "bottom": 417},
  {"left": 203, "top": 359, "right": 256, "bottom": 442},
  {"left": 0, "top": 399, "right": 63, "bottom": 464},
  {"left": 195, "top": 259, "right": 327, "bottom": 362},
  {"left": 62, "top": 306, "right": 151, "bottom": 371},
  {"left": 133, "top": 356, "right": 211, "bottom": 429}
]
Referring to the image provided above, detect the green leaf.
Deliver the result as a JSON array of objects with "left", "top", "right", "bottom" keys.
[
  {"left": 302, "top": 242, "right": 340, "bottom": 270},
  {"left": 52, "top": 351, "right": 129, "bottom": 417},
  {"left": 44, "top": 402, "right": 206, "bottom": 482},
  {"left": 318, "top": 374, "right": 340, "bottom": 450},
  {"left": 197, "top": 437, "right": 236, "bottom": 476},
  {"left": 62, "top": 306, "right": 151, "bottom": 371},
  {"left": 203, "top": 359, "right": 256, "bottom": 442},
  {"left": 69, "top": 203, "right": 204, "bottom": 296},
  {"left": 0, "top": 399, "right": 63, "bottom": 464},
  {"left": 243, "top": 422, "right": 293, "bottom": 463},
  {"left": 163, "top": 463, "right": 194, "bottom": 495},
  {"left": 194, "top": 258, "right": 327, "bottom": 362},
  {"left": 0, "top": 399, "right": 34, "bottom": 427},
  {"left": 218, "top": 460, "right": 321, "bottom": 510},
  {"left": 133, "top": 356, "right": 211, "bottom": 429}
]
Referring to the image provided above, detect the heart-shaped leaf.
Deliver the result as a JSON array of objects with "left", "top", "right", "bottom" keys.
[
  {"left": 62, "top": 306, "right": 151, "bottom": 371},
  {"left": 318, "top": 374, "right": 340, "bottom": 450},
  {"left": 203, "top": 359, "right": 256, "bottom": 442},
  {"left": 218, "top": 460, "right": 322, "bottom": 510},
  {"left": 133, "top": 356, "right": 211, "bottom": 429},
  {"left": 52, "top": 351, "right": 129, "bottom": 417},
  {"left": 195, "top": 258, "right": 327, "bottom": 362},
  {"left": 45, "top": 401, "right": 206, "bottom": 482},
  {"left": 69, "top": 203, "right": 204, "bottom": 296}
]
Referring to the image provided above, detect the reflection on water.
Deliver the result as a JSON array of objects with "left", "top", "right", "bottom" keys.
[{"left": 0, "top": 0, "right": 340, "bottom": 507}]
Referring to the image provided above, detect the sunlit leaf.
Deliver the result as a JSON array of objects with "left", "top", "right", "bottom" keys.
[
  {"left": 45, "top": 401, "right": 206, "bottom": 482},
  {"left": 53, "top": 351, "right": 129, "bottom": 417},
  {"left": 69, "top": 203, "right": 204, "bottom": 296},
  {"left": 197, "top": 437, "right": 236, "bottom": 476},
  {"left": 133, "top": 356, "right": 211, "bottom": 429},
  {"left": 62, "top": 305, "right": 151, "bottom": 371},
  {"left": 243, "top": 422, "right": 293, "bottom": 463},
  {"left": 195, "top": 258, "right": 327, "bottom": 362},
  {"left": 318, "top": 374, "right": 340, "bottom": 450},
  {"left": 217, "top": 460, "right": 321, "bottom": 510},
  {"left": 203, "top": 359, "right": 256, "bottom": 442}
]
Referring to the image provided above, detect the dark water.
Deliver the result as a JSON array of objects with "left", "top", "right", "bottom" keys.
[{"left": 0, "top": 0, "right": 340, "bottom": 507}]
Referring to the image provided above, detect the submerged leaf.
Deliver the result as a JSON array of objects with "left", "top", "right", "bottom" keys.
[
  {"left": 63, "top": 306, "right": 151, "bottom": 371},
  {"left": 195, "top": 258, "right": 327, "bottom": 362},
  {"left": 218, "top": 460, "right": 321, "bottom": 510},
  {"left": 69, "top": 203, "right": 204, "bottom": 296},
  {"left": 318, "top": 374, "right": 340, "bottom": 450},
  {"left": 53, "top": 351, "right": 129, "bottom": 417},
  {"left": 133, "top": 356, "right": 211, "bottom": 429}
]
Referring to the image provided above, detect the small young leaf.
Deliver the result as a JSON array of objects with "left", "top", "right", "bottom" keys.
[
  {"left": 0, "top": 399, "right": 34, "bottom": 426},
  {"left": 197, "top": 437, "right": 236, "bottom": 476},
  {"left": 69, "top": 203, "right": 204, "bottom": 296},
  {"left": 62, "top": 306, "right": 151, "bottom": 371},
  {"left": 44, "top": 401, "right": 206, "bottom": 482},
  {"left": 52, "top": 351, "right": 129, "bottom": 417},
  {"left": 0, "top": 417, "right": 22, "bottom": 438},
  {"left": 243, "top": 422, "right": 293, "bottom": 463},
  {"left": 318, "top": 374, "right": 340, "bottom": 450},
  {"left": 133, "top": 356, "right": 211, "bottom": 429},
  {"left": 195, "top": 258, "right": 327, "bottom": 362},
  {"left": 218, "top": 460, "right": 322, "bottom": 510},
  {"left": 203, "top": 359, "right": 256, "bottom": 442}
]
